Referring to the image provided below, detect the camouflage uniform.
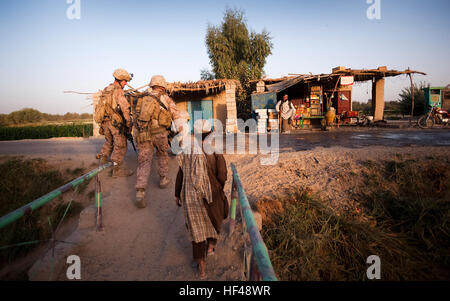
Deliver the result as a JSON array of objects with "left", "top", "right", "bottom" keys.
[
  {"left": 135, "top": 90, "right": 181, "bottom": 190},
  {"left": 99, "top": 83, "right": 132, "bottom": 164}
]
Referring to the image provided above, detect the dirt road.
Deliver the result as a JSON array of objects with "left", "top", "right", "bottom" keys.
[{"left": 1, "top": 128, "right": 449, "bottom": 157}]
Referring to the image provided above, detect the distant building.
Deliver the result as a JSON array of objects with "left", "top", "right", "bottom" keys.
[
  {"left": 169, "top": 79, "right": 239, "bottom": 133},
  {"left": 251, "top": 66, "right": 426, "bottom": 124}
]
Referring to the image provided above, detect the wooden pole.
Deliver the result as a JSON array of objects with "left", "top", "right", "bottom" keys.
[
  {"left": 63, "top": 91, "right": 95, "bottom": 95},
  {"left": 328, "top": 75, "right": 342, "bottom": 112},
  {"left": 408, "top": 67, "right": 414, "bottom": 127}
]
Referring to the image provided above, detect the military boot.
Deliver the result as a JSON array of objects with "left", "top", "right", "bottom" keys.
[
  {"left": 135, "top": 189, "right": 146, "bottom": 208},
  {"left": 112, "top": 163, "right": 134, "bottom": 178},
  {"left": 159, "top": 176, "right": 171, "bottom": 189}
]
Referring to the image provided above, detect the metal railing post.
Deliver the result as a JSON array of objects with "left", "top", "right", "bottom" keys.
[
  {"left": 0, "top": 163, "right": 113, "bottom": 229},
  {"left": 95, "top": 174, "right": 103, "bottom": 231},
  {"left": 228, "top": 178, "right": 238, "bottom": 237},
  {"left": 250, "top": 252, "right": 262, "bottom": 281}
]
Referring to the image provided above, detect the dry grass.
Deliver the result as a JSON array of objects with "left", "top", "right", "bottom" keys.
[
  {"left": 0, "top": 157, "right": 86, "bottom": 269},
  {"left": 258, "top": 156, "right": 450, "bottom": 281},
  {"left": 358, "top": 157, "right": 450, "bottom": 270}
]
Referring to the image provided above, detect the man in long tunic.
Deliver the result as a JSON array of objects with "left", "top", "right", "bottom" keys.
[
  {"left": 276, "top": 94, "right": 295, "bottom": 133},
  {"left": 175, "top": 120, "right": 228, "bottom": 279}
]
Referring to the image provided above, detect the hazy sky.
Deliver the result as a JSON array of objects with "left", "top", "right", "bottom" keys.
[{"left": 0, "top": 0, "right": 449, "bottom": 114}]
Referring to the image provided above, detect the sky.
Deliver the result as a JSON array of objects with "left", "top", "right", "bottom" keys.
[{"left": 0, "top": 0, "right": 449, "bottom": 114}]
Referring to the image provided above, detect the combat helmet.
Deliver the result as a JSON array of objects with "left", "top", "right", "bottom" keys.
[
  {"left": 149, "top": 75, "right": 167, "bottom": 89},
  {"left": 113, "top": 68, "right": 132, "bottom": 81}
]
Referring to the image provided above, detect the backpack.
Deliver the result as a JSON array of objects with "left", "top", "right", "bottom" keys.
[
  {"left": 93, "top": 85, "right": 123, "bottom": 125},
  {"left": 135, "top": 94, "right": 172, "bottom": 131}
]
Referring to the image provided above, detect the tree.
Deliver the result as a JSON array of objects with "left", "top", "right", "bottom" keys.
[
  {"left": 203, "top": 8, "right": 273, "bottom": 119},
  {"left": 8, "top": 108, "right": 43, "bottom": 125},
  {"left": 0, "top": 114, "right": 9, "bottom": 127},
  {"left": 80, "top": 113, "right": 91, "bottom": 120},
  {"left": 397, "top": 81, "right": 429, "bottom": 116},
  {"left": 0, "top": 109, "right": 92, "bottom": 127}
]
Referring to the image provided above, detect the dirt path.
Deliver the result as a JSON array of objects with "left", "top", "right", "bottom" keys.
[{"left": 27, "top": 153, "right": 243, "bottom": 281}]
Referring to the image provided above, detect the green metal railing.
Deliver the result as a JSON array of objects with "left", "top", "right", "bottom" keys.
[
  {"left": 0, "top": 162, "right": 112, "bottom": 280},
  {"left": 0, "top": 163, "right": 112, "bottom": 230},
  {"left": 230, "top": 163, "right": 278, "bottom": 281}
]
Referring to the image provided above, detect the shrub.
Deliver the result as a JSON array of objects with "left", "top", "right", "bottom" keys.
[{"left": 0, "top": 124, "right": 93, "bottom": 141}]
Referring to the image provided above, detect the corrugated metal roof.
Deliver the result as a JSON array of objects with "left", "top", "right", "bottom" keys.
[{"left": 259, "top": 68, "right": 426, "bottom": 94}]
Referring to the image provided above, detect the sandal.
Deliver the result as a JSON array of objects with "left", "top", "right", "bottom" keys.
[{"left": 207, "top": 248, "right": 215, "bottom": 256}]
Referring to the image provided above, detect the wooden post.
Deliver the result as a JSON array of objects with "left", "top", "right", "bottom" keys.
[
  {"left": 372, "top": 77, "right": 386, "bottom": 121},
  {"left": 408, "top": 68, "right": 414, "bottom": 127}
]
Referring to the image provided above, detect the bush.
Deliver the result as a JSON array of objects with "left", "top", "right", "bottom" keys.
[{"left": 0, "top": 124, "right": 93, "bottom": 141}]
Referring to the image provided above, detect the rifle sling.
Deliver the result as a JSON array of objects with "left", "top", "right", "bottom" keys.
[
  {"left": 129, "top": 92, "right": 170, "bottom": 112},
  {"left": 148, "top": 94, "right": 169, "bottom": 112}
]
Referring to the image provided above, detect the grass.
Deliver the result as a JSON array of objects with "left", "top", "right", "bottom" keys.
[
  {"left": 65, "top": 167, "right": 92, "bottom": 194},
  {"left": 258, "top": 157, "right": 450, "bottom": 281},
  {"left": 0, "top": 157, "right": 87, "bottom": 269},
  {"left": 358, "top": 158, "right": 450, "bottom": 269},
  {"left": 65, "top": 167, "right": 85, "bottom": 176}
]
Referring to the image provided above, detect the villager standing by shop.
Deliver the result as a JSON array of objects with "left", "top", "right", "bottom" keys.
[
  {"left": 95, "top": 68, "right": 134, "bottom": 178},
  {"left": 276, "top": 94, "right": 295, "bottom": 133},
  {"left": 134, "top": 75, "right": 182, "bottom": 208},
  {"left": 175, "top": 120, "right": 229, "bottom": 279}
]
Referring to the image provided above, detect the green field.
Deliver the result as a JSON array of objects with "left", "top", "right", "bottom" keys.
[{"left": 0, "top": 123, "right": 93, "bottom": 141}]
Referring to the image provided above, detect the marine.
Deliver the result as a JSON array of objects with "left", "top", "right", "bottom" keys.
[
  {"left": 133, "top": 75, "right": 182, "bottom": 208},
  {"left": 95, "top": 68, "right": 134, "bottom": 178}
]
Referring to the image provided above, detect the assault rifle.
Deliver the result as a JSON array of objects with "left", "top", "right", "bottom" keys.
[
  {"left": 124, "top": 123, "right": 137, "bottom": 154},
  {"left": 114, "top": 101, "right": 138, "bottom": 155}
]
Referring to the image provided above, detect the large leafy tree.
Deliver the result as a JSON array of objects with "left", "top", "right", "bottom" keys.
[{"left": 202, "top": 8, "right": 273, "bottom": 118}]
